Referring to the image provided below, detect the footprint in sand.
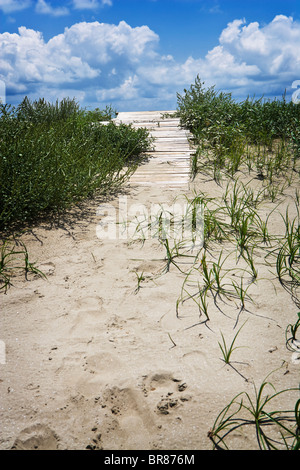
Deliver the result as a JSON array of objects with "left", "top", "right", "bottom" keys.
[
  {"left": 56, "top": 350, "right": 120, "bottom": 377},
  {"left": 86, "top": 428, "right": 103, "bottom": 450},
  {"left": 140, "top": 372, "right": 191, "bottom": 416},
  {"left": 106, "top": 314, "right": 126, "bottom": 331},
  {"left": 95, "top": 385, "right": 157, "bottom": 449},
  {"left": 11, "top": 424, "right": 60, "bottom": 450},
  {"left": 135, "top": 260, "right": 162, "bottom": 275},
  {"left": 69, "top": 296, "right": 106, "bottom": 335},
  {"left": 38, "top": 261, "right": 55, "bottom": 276},
  {"left": 83, "top": 352, "right": 123, "bottom": 377},
  {"left": 56, "top": 350, "right": 127, "bottom": 397},
  {"left": 55, "top": 350, "right": 87, "bottom": 382},
  {"left": 182, "top": 350, "right": 209, "bottom": 370}
]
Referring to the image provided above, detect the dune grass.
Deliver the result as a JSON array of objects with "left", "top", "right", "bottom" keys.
[
  {"left": 0, "top": 238, "right": 46, "bottom": 293},
  {"left": 0, "top": 97, "right": 153, "bottom": 233},
  {"left": 1, "top": 86, "right": 299, "bottom": 448},
  {"left": 175, "top": 78, "right": 300, "bottom": 450},
  {"left": 0, "top": 96, "right": 154, "bottom": 291},
  {"left": 128, "top": 78, "right": 300, "bottom": 449},
  {"left": 208, "top": 370, "right": 299, "bottom": 450}
]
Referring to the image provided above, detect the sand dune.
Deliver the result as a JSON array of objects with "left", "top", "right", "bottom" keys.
[{"left": 1, "top": 113, "right": 299, "bottom": 451}]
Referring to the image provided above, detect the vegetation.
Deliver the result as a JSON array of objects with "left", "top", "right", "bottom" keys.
[
  {"left": 0, "top": 238, "right": 46, "bottom": 293},
  {"left": 0, "top": 96, "right": 153, "bottom": 291},
  {"left": 218, "top": 320, "right": 248, "bottom": 366},
  {"left": 208, "top": 371, "right": 299, "bottom": 450},
  {"left": 0, "top": 96, "right": 153, "bottom": 233},
  {"left": 176, "top": 77, "right": 300, "bottom": 450},
  {"left": 177, "top": 75, "right": 300, "bottom": 147},
  {"left": 130, "top": 77, "right": 300, "bottom": 449},
  {"left": 1, "top": 83, "right": 299, "bottom": 449}
]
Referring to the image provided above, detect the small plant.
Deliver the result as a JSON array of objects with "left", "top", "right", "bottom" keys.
[
  {"left": 208, "top": 371, "right": 300, "bottom": 450},
  {"left": 253, "top": 208, "right": 276, "bottom": 246},
  {"left": 133, "top": 270, "right": 145, "bottom": 294},
  {"left": 234, "top": 211, "right": 256, "bottom": 256},
  {"left": 231, "top": 277, "right": 253, "bottom": 327},
  {"left": 241, "top": 247, "right": 258, "bottom": 284},
  {"left": 218, "top": 320, "right": 247, "bottom": 365},
  {"left": 0, "top": 239, "right": 46, "bottom": 292},
  {"left": 203, "top": 207, "right": 228, "bottom": 247},
  {"left": 190, "top": 151, "right": 198, "bottom": 180},
  {"left": 178, "top": 280, "right": 211, "bottom": 324},
  {"left": 175, "top": 262, "right": 211, "bottom": 324},
  {"left": 285, "top": 311, "right": 300, "bottom": 352},
  {"left": 198, "top": 285, "right": 210, "bottom": 323},
  {"left": 160, "top": 237, "right": 196, "bottom": 275},
  {"left": 211, "top": 251, "right": 232, "bottom": 297},
  {"left": 273, "top": 210, "right": 300, "bottom": 307}
]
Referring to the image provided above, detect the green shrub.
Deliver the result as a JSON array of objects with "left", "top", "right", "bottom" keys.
[
  {"left": 176, "top": 77, "right": 300, "bottom": 181},
  {"left": 0, "top": 97, "right": 153, "bottom": 231},
  {"left": 177, "top": 76, "right": 300, "bottom": 145}
]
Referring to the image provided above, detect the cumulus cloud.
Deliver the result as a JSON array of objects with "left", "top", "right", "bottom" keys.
[
  {"left": 0, "top": 20, "right": 158, "bottom": 105},
  {"left": 35, "top": 0, "right": 69, "bottom": 16},
  {"left": 215, "top": 15, "right": 300, "bottom": 96},
  {"left": 0, "top": 0, "right": 112, "bottom": 15},
  {"left": 0, "top": 25, "right": 100, "bottom": 95},
  {"left": 134, "top": 15, "right": 300, "bottom": 100},
  {"left": 0, "top": 15, "right": 299, "bottom": 110},
  {"left": 72, "top": 0, "right": 112, "bottom": 9},
  {"left": 96, "top": 75, "right": 140, "bottom": 101},
  {"left": 0, "top": 0, "right": 31, "bottom": 13}
]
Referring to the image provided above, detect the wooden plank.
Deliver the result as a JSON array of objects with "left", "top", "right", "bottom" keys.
[
  {"left": 138, "top": 169, "right": 191, "bottom": 173},
  {"left": 114, "top": 111, "right": 191, "bottom": 189}
]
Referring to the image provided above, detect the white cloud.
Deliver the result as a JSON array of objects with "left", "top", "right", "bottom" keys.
[
  {"left": 0, "top": 25, "right": 100, "bottom": 94},
  {"left": 219, "top": 19, "right": 244, "bottom": 44},
  {"left": 1, "top": 16, "right": 300, "bottom": 110},
  {"left": 0, "top": 0, "right": 31, "bottom": 13},
  {"left": 0, "top": 21, "right": 158, "bottom": 106},
  {"left": 97, "top": 75, "right": 140, "bottom": 101},
  {"left": 216, "top": 14, "right": 300, "bottom": 97},
  {"left": 0, "top": 0, "right": 112, "bottom": 14},
  {"left": 35, "top": 0, "right": 69, "bottom": 16},
  {"left": 72, "top": 0, "right": 112, "bottom": 9},
  {"left": 220, "top": 15, "right": 300, "bottom": 71}
]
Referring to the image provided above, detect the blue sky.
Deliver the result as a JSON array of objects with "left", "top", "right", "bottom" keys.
[{"left": 0, "top": 0, "right": 300, "bottom": 111}]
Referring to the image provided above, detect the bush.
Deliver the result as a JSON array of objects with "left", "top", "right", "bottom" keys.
[
  {"left": 0, "top": 97, "right": 153, "bottom": 231},
  {"left": 176, "top": 77, "right": 300, "bottom": 181},
  {"left": 177, "top": 75, "right": 300, "bottom": 145}
]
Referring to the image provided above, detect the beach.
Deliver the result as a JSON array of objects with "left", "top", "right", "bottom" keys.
[{"left": 1, "top": 165, "right": 299, "bottom": 450}]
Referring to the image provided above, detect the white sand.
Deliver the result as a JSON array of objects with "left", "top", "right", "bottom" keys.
[{"left": 0, "top": 170, "right": 299, "bottom": 450}]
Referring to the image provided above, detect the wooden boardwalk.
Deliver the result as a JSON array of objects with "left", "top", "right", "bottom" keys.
[{"left": 114, "top": 111, "right": 192, "bottom": 189}]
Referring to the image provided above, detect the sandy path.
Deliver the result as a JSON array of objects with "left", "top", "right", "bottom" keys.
[{"left": 0, "top": 117, "right": 299, "bottom": 451}]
